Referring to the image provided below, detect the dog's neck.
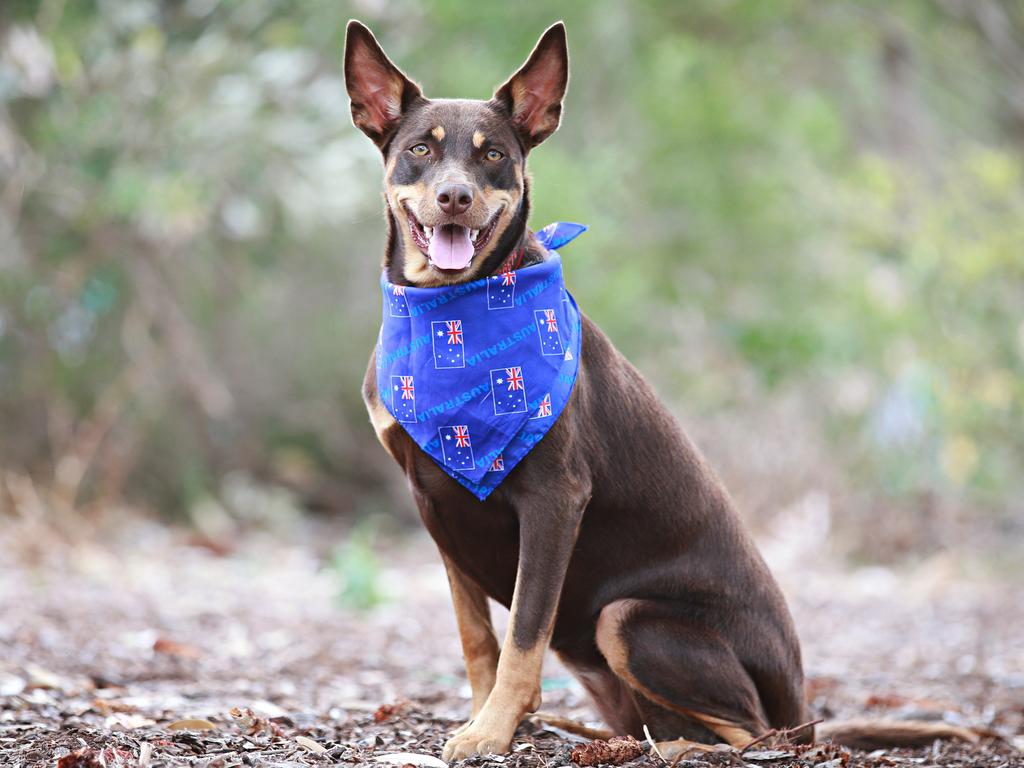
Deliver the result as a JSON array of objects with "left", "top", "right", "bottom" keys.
[{"left": 383, "top": 190, "right": 548, "bottom": 287}]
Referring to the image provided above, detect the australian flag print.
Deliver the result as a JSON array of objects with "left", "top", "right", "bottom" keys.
[
  {"left": 432, "top": 319, "right": 465, "bottom": 368},
  {"left": 439, "top": 425, "right": 475, "bottom": 470},
  {"left": 531, "top": 392, "right": 552, "bottom": 420},
  {"left": 375, "top": 222, "right": 586, "bottom": 500},
  {"left": 487, "top": 269, "right": 516, "bottom": 309},
  {"left": 490, "top": 366, "right": 528, "bottom": 415},
  {"left": 535, "top": 308, "right": 564, "bottom": 356},
  {"left": 391, "top": 375, "right": 416, "bottom": 423},
  {"left": 386, "top": 284, "right": 410, "bottom": 317}
]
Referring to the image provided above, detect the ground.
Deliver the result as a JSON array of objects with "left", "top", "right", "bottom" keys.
[{"left": 0, "top": 513, "right": 1021, "bottom": 768}]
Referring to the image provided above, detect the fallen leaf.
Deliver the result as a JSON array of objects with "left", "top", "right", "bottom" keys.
[
  {"left": 374, "top": 702, "right": 405, "bottom": 722},
  {"left": 153, "top": 637, "right": 201, "bottom": 659},
  {"left": 571, "top": 735, "right": 644, "bottom": 766},
  {"left": 296, "top": 735, "right": 327, "bottom": 754},
  {"left": 55, "top": 749, "right": 102, "bottom": 768},
  {"left": 167, "top": 718, "right": 218, "bottom": 731},
  {"left": 371, "top": 753, "right": 448, "bottom": 768}
]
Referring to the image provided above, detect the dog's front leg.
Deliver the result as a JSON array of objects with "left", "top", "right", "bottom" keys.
[
  {"left": 442, "top": 491, "right": 586, "bottom": 761},
  {"left": 441, "top": 555, "right": 500, "bottom": 720}
]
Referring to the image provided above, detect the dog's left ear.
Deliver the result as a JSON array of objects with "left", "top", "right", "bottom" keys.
[
  {"left": 344, "top": 20, "right": 423, "bottom": 149},
  {"left": 493, "top": 22, "right": 568, "bottom": 150}
]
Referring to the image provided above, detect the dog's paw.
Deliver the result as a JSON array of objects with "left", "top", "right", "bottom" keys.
[
  {"left": 442, "top": 722, "right": 513, "bottom": 761},
  {"left": 448, "top": 718, "right": 473, "bottom": 738}
]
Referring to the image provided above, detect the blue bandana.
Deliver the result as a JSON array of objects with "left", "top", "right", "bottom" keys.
[{"left": 375, "top": 222, "right": 587, "bottom": 500}]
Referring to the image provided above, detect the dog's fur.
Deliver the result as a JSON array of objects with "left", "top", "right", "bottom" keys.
[{"left": 345, "top": 21, "right": 977, "bottom": 760}]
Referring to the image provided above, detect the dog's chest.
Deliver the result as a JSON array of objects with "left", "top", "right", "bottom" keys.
[{"left": 363, "top": 361, "right": 520, "bottom": 605}]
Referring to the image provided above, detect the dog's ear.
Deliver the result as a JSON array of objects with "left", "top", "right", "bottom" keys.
[
  {"left": 344, "top": 20, "right": 423, "bottom": 149},
  {"left": 493, "top": 22, "right": 568, "bottom": 150}
]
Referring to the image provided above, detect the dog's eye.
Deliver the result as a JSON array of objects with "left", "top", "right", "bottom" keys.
[
  {"left": 409, "top": 144, "right": 430, "bottom": 157},
  {"left": 486, "top": 149, "right": 505, "bottom": 162}
]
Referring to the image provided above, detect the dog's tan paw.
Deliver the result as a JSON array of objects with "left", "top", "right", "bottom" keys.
[
  {"left": 441, "top": 722, "right": 513, "bottom": 761},
  {"left": 448, "top": 718, "right": 473, "bottom": 738}
]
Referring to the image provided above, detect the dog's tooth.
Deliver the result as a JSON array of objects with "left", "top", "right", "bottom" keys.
[
  {"left": 424, "top": 226, "right": 433, "bottom": 238},
  {"left": 471, "top": 229, "right": 480, "bottom": 242}
]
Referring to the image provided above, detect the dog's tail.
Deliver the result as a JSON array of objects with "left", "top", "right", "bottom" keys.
[{"left": 815, "top": 719, "right": 980, "bottom": 750}]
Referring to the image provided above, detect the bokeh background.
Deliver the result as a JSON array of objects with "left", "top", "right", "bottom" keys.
[
  {"left": 3, "top": 5, "right": 1024, "bottom": 764},
  {"left": 2, "top": 0, "right": 1022, "bottom": 569}
]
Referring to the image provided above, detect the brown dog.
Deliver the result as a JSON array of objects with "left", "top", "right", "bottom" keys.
[{"left": 344, "top": 20, "right": 971, "bottom": 761}]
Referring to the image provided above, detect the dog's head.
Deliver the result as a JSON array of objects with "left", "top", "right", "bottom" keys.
[{"left": 344, "top": 21, "right": 568, "bottom": 286}]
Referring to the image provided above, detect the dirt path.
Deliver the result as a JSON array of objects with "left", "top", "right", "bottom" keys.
[{"left": 1, "top": 517, "right": 1021, "bottom": 767}]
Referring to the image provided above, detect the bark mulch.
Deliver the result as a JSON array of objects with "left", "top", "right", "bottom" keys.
[{"left": 1, "top": 517, "right": 1021, "bottom": 767}]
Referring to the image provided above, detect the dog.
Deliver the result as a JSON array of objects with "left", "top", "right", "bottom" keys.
[{"left": 344, "top": 21, "right": 976, "bottom": 761}]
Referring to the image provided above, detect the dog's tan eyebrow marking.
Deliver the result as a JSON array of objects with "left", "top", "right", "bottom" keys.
[
  {"left": 432, "top": 125, "right": 446, "bottom": 142},
  {"left": 473, "top": 131, "right": 486, "bottom": 148}
]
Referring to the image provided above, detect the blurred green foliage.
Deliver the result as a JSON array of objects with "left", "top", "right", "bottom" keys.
[
  {"left": 332, "top": 517, "right": 383, "bottom": 611},
  {"left": 0, "top": 0, "right": 1021, "bottom": 556}
]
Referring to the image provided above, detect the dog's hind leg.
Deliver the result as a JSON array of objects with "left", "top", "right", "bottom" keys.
[{"left": 594, "top": 598, "right": 789, "bottom": 749}]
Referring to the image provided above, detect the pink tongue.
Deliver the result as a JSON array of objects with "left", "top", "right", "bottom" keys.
[{"left": 428, "top": 225, "right": 474, "bottom": 270}]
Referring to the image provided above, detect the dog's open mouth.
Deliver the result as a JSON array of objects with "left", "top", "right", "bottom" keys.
[{"left": 406, "top": 207, "right": 504, "bottom": 271}]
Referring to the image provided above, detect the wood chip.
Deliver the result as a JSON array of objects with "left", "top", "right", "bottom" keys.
[
  {"left": 295, "top": 735, "right": 327, "bottom": 754},
  {"left": 371, "top": 752, "right": 448, "bottom": 768},
  {"left": 745, "top": 749, "right": 798, "bottom": 760},
  {"left": 166, "top": 718, "right": 218, "bottom": 731}
]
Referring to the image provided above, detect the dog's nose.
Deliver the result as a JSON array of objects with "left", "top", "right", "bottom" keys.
[{"left": 436, "top": 183, "right": 473, "bottom": 216}]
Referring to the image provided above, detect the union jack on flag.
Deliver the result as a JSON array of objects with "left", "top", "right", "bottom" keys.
[
  {"left": 538, "top": 393, "right": 551, "bottom": 416},
  {"left": 452, "top": 424, "right": 471, "bottom": 448},
  {"left": 488, "top": 454, "right": 505, "bottom": 472},
  {"left": 502, "top": 270, "right": 516, "bottom": 286},
  {"left": 399, "top": 375, "right": 414, "bottom": 400},
  {"left": 543, "top": 309, "right": 558, "bottom": 333},
  {"left": 392, "top": 285, "right": 405, "bottom": 296},
  {"left": 446, "top": 320, "right": 463, "bottom": 345},
  {"left": 505, "top": 366, "right": 524, "bottom": 391}
]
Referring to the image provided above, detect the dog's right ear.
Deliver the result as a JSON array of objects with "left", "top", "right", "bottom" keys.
[{"left": 344, "top": 20, "right": 422, "bottom": 149}]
